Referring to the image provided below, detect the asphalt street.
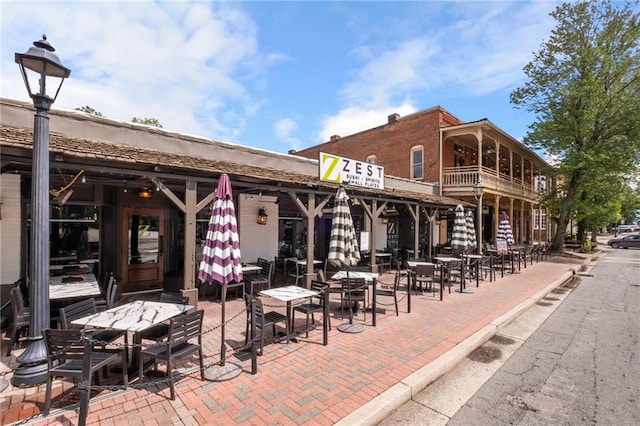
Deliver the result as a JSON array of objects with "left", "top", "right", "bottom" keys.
[{"left": 380, "top": 247, "right": 640, "bottom": 425}]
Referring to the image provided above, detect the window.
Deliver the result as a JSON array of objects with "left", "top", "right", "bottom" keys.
[
  {"left": 533, "top": 209, "right": 547, "bottom": 230},
  {"left": 366, "top": 155, "right": 377, "bottom": 164},
  {"left": 411, "top": 146, "right": 423, "bottom": 179}
]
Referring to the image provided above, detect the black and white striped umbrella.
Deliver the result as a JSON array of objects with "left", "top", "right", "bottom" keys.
[
  {"left": 497, "top": 211, "right": 515, "bottom": 245},
  {"left": 327, "top": 187, "right": 361, "bottom": 268},
  {"left": 450, "top": 204, "right": 468, "bottom": 251},
  {"left": 465, "top": 210, "right": 477, "bottom": 251}
]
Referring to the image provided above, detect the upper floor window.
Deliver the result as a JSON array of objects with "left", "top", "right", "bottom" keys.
[
  {"left": 366, "top": 155, "right": 377, "bottom": 164},
  {"left": 411, "top": 146, "right": 423, "bottom": 179}
]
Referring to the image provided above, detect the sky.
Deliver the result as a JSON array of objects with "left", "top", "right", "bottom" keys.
[{"left": 1, "top": 0, "right": 562, "bottom": 155}]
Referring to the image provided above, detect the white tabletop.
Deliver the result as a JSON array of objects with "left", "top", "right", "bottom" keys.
[
  {"left": 70, "top": 300, "right": 192, "bottom": 332},
  {"left": 259, "top": 285, "right": 318, "bottom": 302},
  {"left": 463, "top": 254, "right": 484, "bottom": 259},
  {"left": 331, "top": 271, "right": 379, "bottom": 282},
  {"left": 242, "top": 264, "right": 262, "bottom": 273},
  {"left": 49, "top": 275, "right": 102, "bottom": 300},
  {"left": 285, "top": 258, "right": 323, "bottom": 266},
  {"left": 433, "top": 256, "right": 459, "bottom": 262},
  {"left": 406, "top": 261, "right": 435, "bottom": 267},
  {"left": 374, "top": 252, "right": 392, "bottom": 257}
]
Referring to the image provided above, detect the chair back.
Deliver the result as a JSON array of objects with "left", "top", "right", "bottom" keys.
[
  {"left": 341, "top": 277, "right": 366, "bottom": 292},
  {"left": 60, "top": 298, "right": 97, "bottom": 329},
  {"left": 160, "top": 292, "right": 189, "bottom": 304},
  {"left": 105, "top": 275, "right": 120, "bottom": 308},
  {"left": 167, "top": 309, "right": 204, "bottom": 348},
  {"left": 43, "top": 328, "right": 86, "bottom": 365},
  {"left": 415, "top": 264, "right": 435, "bottom": 278},
  {"left": 10, "top": 286, "right": 28, "bottom": 317},
  {"left": 15, "top": 278, "right": 30, "bottom": 307},
  {"left": 310, "top": 280, "right": 329, "bottom": 302}
]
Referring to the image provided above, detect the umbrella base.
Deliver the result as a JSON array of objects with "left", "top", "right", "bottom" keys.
[
  {"left": 204, "top": 362, "right": 242, "bottom": 382},
  {"left": 337, "top": 322, "right": 364, "bottom": 333}
]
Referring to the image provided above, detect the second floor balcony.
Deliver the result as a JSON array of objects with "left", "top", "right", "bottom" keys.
[{"left": 442, "top": 166, "right": 542, "bottom": 202}]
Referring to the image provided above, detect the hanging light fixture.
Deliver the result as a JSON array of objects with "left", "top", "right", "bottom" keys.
[
  {"left": 257, "top": 207, "right": 268, "bottom": 225},
  {"left": 138, "top": 188, "right": 153, "bottom": 199}
]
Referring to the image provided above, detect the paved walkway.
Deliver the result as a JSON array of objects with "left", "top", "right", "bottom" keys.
[{"left": 0, "top": 252, "right": 591, "bottom": 425}]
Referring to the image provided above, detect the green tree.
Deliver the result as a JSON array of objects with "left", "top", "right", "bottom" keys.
[
  {"left": 131, "top": 117, "right": 163, "bottom": 128},
  {"left": 511, "top": 0, "right": 640, "bottom": 252},
  {"left": 75, "top": 105, "right": 103, "bottom": 116}
]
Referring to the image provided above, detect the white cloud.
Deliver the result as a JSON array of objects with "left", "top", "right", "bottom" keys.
[
  {"left": 1, "top": 1, "right": 273, "bottom": 142},
  {"left": 275, "top": 118, "right": 300, "bottom": 151},
  {"left": 319, "top": 1, "right": 557, "bottom": 140},
  {"left": 317, "top": 103, "right": 417, "bottom": 142}
]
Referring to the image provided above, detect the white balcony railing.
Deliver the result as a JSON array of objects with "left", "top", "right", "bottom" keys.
[{"left": 442, "top": 166, "right": 540, "bottom": 201}]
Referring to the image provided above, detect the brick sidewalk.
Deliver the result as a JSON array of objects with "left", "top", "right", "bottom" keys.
[{"left": 0, "top": 254, "right": 587, "bottom": 425}]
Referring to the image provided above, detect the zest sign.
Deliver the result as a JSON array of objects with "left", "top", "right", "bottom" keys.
[{"left": 319, "top": 152, "right": 384, "bottom": 190}]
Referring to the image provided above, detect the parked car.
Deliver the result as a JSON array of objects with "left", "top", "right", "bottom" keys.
[
  {"left": 617, "top": 224, "right": 640, "bottom": 233},
  {"left": 607, "top": 234, "right": 640, "bottom": 249}
]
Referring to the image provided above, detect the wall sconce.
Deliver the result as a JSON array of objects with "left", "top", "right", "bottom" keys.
[
  {"left": 454, "top": 144, "right": 464, "bottom": 153},
  {"left": 381, "top": 217, "right": 389, "bottom": 224},
  {"left": 257, "top": 207, "right": 268, "bottom": 225},
  {"left": 138, "top": 188, "right": 153, "bottom": 199}
]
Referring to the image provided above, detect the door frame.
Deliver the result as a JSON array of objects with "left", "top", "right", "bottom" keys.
[{"left": 121, "top": 207, "right": 165, "bottom": 293}]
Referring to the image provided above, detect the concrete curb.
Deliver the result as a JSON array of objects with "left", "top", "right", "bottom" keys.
[{"left": 336, "top": 264, "right": 583, "bottom": 426}]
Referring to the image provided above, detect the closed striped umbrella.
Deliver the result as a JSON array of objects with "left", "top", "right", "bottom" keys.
[
  {"left": 450, "top": 204, "right": 468, "bottom": 251},
  {"left": 497, "top": 211, "right": 515, "bottom": 245},
  {"left": 327, "top": 187, "right": 361, "bottom": 268},
  {"left": 198, "top": 173, "right": 243, "bottom": 366},
  {"left": 465, "top": 210, "right": 477, "bottom": 251}
]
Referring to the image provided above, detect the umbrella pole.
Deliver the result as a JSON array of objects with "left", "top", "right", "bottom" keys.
[
  {"left": 337, "top": 266, "right": 364, "bottom": 333},
  {"left": 204, "top": 283, "right": 242, "bottom": 382}
]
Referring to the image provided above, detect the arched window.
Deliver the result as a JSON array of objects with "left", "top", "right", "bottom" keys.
[
  {"left": 366, "top": 155, "right": 377, "bottom": 164},
  {"left": 411, "top": 146, "right": 423, "bottom": 179}
]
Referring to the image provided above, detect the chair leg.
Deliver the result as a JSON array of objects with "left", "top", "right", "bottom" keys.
[
  {"left": 43, "top": 374, "right": 53, "bottom": 416},
  {"left": 168, "top": 357, "right": 175, "bottom": 401}
]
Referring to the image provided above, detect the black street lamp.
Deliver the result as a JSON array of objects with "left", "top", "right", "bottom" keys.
[
  {"left": 474, "top": 180, "right": 484, "bottom": 254},
  {"left": 12, "top": 35, "right": 70, "bottom": 386}
]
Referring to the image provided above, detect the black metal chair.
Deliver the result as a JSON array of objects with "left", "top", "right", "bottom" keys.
[
  {"left": 139, "top": 292, "right": 190, "bottom": 344},
  {"left": 42, "top": 328, "right": 128, "bottom": 416},
  {"left": 375, "top": 272, "right": 400, "bottom": 315},
  {"left": 5, "top": 286, "right": 30, "bottom": 356},
  {"left": 59, "top": 298, "right": 128, "bottom": 363},
  {"left": 138, "top": 309, "right": 205, "bottom": 401},
  {"left": 292, "top": 280, "right": 331, "bottom": 337},
  {"left": 244, "top": 295, "right": 288, "bottom": 356},
  {"left": 339, "top": 277, "right": 367, "bottom": 319},
  {"left": 413, "top": 264, "right": 437, "bottom": 294},
  {"left": 246, "top": 258, "right": 273, "bottom": 297}
]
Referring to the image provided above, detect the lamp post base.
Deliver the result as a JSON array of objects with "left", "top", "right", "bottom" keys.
[
  {"left": 337, "top": 322, "right": 364, "bottom": 333},
  {"left": 10, "top": 361, "right": 48, "bottom": 387},
  {"left": 204, "top": 362, "right": 242, "bottom": 382}
]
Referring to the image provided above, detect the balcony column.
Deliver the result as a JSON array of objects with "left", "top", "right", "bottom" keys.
[
  {"left": 509, "top": 199, "right": 515, "bottom": 243},
  {"left": 519, "top": 200, "right": 525, "bottom": 243},
  {"left": 494, "top": 195, "right": 501, "bottom": 243}
]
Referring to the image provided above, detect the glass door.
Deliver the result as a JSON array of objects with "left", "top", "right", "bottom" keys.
[{"left": 121, "top": 207, "right": 164, "bottom": 293}]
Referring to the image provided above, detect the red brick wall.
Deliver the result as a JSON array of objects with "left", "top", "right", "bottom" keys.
[{"left": 295, "top": 107, "right": 463, "bottom": 183}]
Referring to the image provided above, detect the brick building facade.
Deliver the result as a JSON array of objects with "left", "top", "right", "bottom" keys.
[{"left": 294, "top": 106, "right": 553, "bottom": 249}]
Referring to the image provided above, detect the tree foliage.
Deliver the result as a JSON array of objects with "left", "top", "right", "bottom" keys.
[
  {"left": 75, "top": 105, "right": 103, "bottom": 116},
  {"left": 510, "top": 0, "right": 640, "bottom": 251},
  {"left": 131, "top": 117, "right": 163, "bottom": 128}
]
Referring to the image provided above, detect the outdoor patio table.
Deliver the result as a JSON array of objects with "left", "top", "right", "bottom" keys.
[
  {"left": 374, "top": 252, "right": 392, "bottom": 271},
  {"left": 49, "top": 275, "right": 102, "bottom": 300},
  {"left": 242, "top": 264, "right": 262, "bottom": 274},
  {"left": 259, "top": 285, "right": 320, "bottom": 343},
  {"left": 463, "top": 254, "right": 483, "bottom": 288},
  {"left": 70, "top": 300, "right": 192, "bottom": 369},
  {"left": 434, "top": 256, "right": 470, "bottom": 294}
]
